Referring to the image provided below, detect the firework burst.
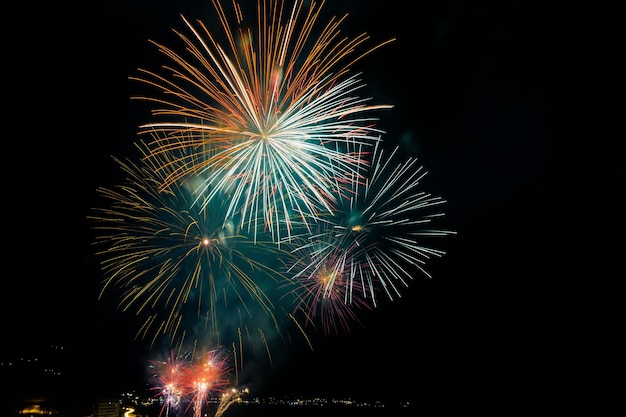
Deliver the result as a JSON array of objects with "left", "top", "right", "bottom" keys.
[
  {"left": 149, "top": 351, "right": 186, "bottom": 417},
  {"left": 185, "top": 349, "right": 231, "bottom": 417},
  {"left": 150, "top": 348, "right": 234, "bottom": 417},
  {"left": 300, "top": 142, "right": 456, "bottom": 308},
  {"left": 130, "top": 0, "right": 395, "bottom": 244},
  {"left": 89, "top": 138, "right": 304, "bottom": 359},
  {"left": 280, "top": 225, "right": 373, "bottom": 335},
  {"left": 90, "top": 1, "right": 455, "bottom": 400}
]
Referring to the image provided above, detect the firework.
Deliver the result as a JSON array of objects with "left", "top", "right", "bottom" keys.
[
  {"left": 295, "top": 142, "right": 456, "bottom": 308},
  {"left": 280, "top": 225, "right": 373, "bottom": 335},
  {"left": 185, "top": 349, "right": 231, "bottom": 417},
  {"left": 214, "top": 387, "right": 249, "bottom": 417},
  {"left": 150, "top": 352, "right": 186, "bottom": 417},
  {"left": 89, "top": 138, "right": 306, "bottom": 360},
  {"left": 150, "top": 348, "right": 234, "bottom": 417},
  {"left": 90, "top": 0, "right": 456, "bottom": 401},
  {"left": 130, "top": 0, "right": 395, "bottom": 244}
]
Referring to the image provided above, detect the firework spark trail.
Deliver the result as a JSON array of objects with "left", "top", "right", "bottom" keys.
[
  {"left": 214, "top": 387, "right": 249, "bottom": 417},
  {"left": 89, "top": 138, "right": 306, "bottom": 359},
  {"left": 150, "top": 348, "right": 234, "bottom": 417},
  {"left": 280, "top": 225, "right": 372, "bottom": 335},
  {"left": 300, "top": 141, "right": 456, "bottom": 308},
  {"left": 185, "top": 349, "right": 232, "bottom": 417},
  {"left": 150, "top": 352, "right": 186, "bottom": 417},
  {"left": 130, "top": 0, "right": 395, "bottom": 244}
]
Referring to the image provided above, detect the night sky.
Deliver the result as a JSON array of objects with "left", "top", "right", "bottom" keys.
[{"left": 3, "top": 0, "right": 623, "bottom": 411}]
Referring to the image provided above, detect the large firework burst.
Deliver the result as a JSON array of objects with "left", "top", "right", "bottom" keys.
[
  {"left": 89, "top": 138, "right": 304, "bottom": 360},
  {"left": 130, "top": 0, "right": 394, "bottom": 244}
]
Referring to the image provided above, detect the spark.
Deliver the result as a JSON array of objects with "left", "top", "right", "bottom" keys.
[
  {"left": 280, "top": 224, "right": 373, "bottom": 335},
  {"left": 89, "top": 138, "right": 304, "bottom": 359},
  {"left": 149, "top": 348, "right": 235, "bottom": 417},
  {"left": 130, "top": 0, "right": 395, "bottom": 244},
  {"left": 288, "top": 144, "right": 456, "bottom": 307}
]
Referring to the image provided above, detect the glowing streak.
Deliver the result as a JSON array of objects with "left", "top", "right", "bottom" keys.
[
  {"left": 89, "top": 138, "right": 300, "bottom": 358},
  {"left": 284, "top": 142, "right": 455, "bottom": 309},
  {"left": 130, "top": 0, "right": 395, "bottom": 243}
]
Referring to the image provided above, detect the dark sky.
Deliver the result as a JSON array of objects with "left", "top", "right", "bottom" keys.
[{"left": 3, "top": 0, "right": 623, "bottom": 410}]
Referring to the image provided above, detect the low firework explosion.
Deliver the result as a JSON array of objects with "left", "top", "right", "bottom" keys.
[{"left": 150, "top": 347, "right": 243, "bottom": 417}]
